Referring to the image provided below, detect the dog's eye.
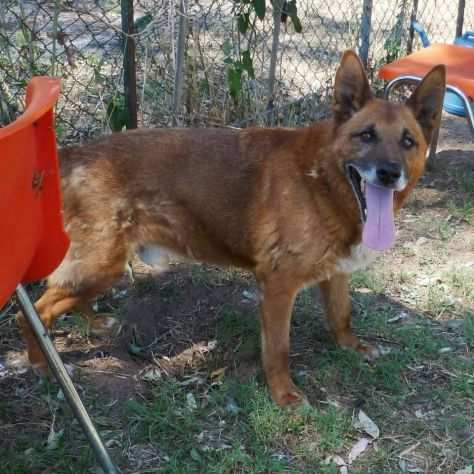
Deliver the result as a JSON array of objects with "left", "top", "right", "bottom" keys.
[
  {"left": 402, "top": 133, "right": 415, "bottom": 149},
  {"left": 360, "top": 129, "right": 376, "bottom": 143}
]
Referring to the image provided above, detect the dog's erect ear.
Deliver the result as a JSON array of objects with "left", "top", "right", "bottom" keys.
[
  {"left": 333, "top": 50, "right": 372, "bottom": 125},
  {"left": 406, "top": 65, "right": 446, "bottom": 144}
]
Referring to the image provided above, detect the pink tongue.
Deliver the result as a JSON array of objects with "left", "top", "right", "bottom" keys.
[{"left": 362, "top": 183, "right": 395, "bottom": 251}]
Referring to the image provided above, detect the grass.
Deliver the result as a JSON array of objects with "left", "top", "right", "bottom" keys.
[
  {"left": 351, "top": 269, "right": 387, "bottom": 293},
  {"left": 125, "top": 376, "right": 355, "bottom": 473},
  {"left": 117, "top": 281, "right": 472, "bottom": 473},
  {"left": 2, "top": 265, "right": 474, "bottom": 473},
  {"left": 463, "top": 313, "right": 474, "bottom": 349},
  {"left": 446, "top": 168, "right": 474, "bottom": 225}
]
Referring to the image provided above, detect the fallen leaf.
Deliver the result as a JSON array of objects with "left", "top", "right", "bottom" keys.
[
  {"left": 456, "top": 467, "right": 473, "bottom": 474},
  {"left": 225, "top": 396, "right": 240, "bottom": 415},
  {"left": 211, "top": 367, "right": 226, "bottom": 382},
  {"left": 399, "top": 459, "right": 408, "bottom": 472},
  {"left": 47, "top": 427, "right": 64, "bottom": 450},
  {"left": 439, "top": 347, "right": 452, "bottom": 353},
  {"left": 355, "top": 287, "right": 373, "bottom": 294},
  {"left": 348, "top": 437, "right": 371, "bottom": 464},
  {"left": 142, "top": 367, "right": 162, "bottom": 382},
  {"left": 242, "top": 290, "right": 258, "bottom": 302},
  {"left": 324, "top": 455, "right": 346, "bottom": 466},
  {"left": 186, "top": 392, "right": 198, "bottom": 411},
  {"left": 354, "top": 410, "right": 380, "bottom": 439},
  {"left": 388, "top": 311, "right": 409, "bottom": 323}
]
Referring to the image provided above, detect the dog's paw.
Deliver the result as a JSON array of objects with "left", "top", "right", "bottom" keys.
[
  {"left": 25, "top": 345, "right": 49, "bottom": 376},
  {"left": 88, "top": 314, "right": 120, "bottom": 337},
  {"left": 31, "top": 358, "right": 49, "bottom": 377},
  {"left": 356, "top": 343, "right": 380, "bottom": 362},
  {"left": 270, "top": 384, "right": 309, "bottom": 407},
  {"left": 335, "top": 332, "right": 380, "bottom": 362}
]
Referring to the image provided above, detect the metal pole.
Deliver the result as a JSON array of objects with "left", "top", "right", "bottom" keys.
[
  {"left": 267, "top": 0, "right": 283, "bottom": 110},
  {"left": 121, "top": 0, "right": 138, "bottom": 129},
  {"left": 15, "top": 284, "right": 120, "bottom": 474},
  {"left": 173, "top": 0, "right": 188, "bottom": 125},
  {"left": 359, "top": 0, "right": 373, "bottom": 69},
  {"left": 407, "top": 0, "right": 419, "bottom": 54},
  {"left": 455, "top": 0, "right": 465, "bottom": 39}
]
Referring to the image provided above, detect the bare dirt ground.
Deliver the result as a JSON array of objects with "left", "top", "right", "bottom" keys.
[{"left": 0, "top": 114, "right": 473, "bottom": 473}]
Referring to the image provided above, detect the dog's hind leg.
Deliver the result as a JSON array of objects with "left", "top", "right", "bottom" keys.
[
  {"left": 16, "top": 287, "right": 86, "bottom": 372},
  {"left": 16, "top": 238, "right": 129, "bottom": 371},
  {"left": 319, "top": 273, "right": 379, "bottom": 360}
]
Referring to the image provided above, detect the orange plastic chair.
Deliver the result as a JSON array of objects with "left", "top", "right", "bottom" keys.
[
  {"left": 0, "top": 77, "right": 69, "bottom": 307},
  {"left": 0, "top": 77, "right": 118, "bottom": 473},
  {"left": 378, "top": 44, "right": 474, "bottom": 158}
]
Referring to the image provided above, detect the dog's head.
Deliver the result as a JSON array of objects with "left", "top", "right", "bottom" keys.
[{"left": 330, "top": 50, "right": 445, "bottom": 250}]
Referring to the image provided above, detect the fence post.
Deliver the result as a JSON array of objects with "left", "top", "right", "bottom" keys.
[
  {"left": 456, "top": 0, "right": 465, "bottom": 38},
  {"left": 121, "top": 0, "right": 138, "bottom": 129},
  {"left": 359, "top": 0, "right": 373, "bottom": 69},
  {"left": 173, "top": 0, "right": 188, "bottom": 125},
  {"left": 407, "top": 0, "right": 418, "bottom": 54},
  {"left": 267, "top": 0, "right": 283, "bottom": 110}
]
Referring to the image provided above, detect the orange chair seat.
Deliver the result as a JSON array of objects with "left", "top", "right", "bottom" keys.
[
  {"left": 379, "top": 44, "right": 474, "bottom": 99},
  {"left": 0, "top": 78, "right": 69, "bottom": 309}
]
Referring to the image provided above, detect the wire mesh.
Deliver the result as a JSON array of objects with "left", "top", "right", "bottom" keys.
[{"left": 0, "top": 0, "right": 470, "bottom": 142}]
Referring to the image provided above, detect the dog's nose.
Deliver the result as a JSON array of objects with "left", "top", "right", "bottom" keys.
[{"left": 376, "top": 161, "right": 402, "bottom": 186}]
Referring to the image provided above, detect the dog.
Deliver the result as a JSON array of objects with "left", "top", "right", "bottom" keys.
[{"left": 17, "top": 51, "right": 445, "bottom": 406}]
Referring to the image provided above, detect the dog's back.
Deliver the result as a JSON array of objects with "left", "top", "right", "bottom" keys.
[{"left": 57, "top": 124, "right": 333, "bottom": 275}]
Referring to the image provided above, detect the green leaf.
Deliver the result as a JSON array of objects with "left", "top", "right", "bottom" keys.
[
  {"left": 227, "top": 67, "right": 242, "bottom": 102},
  {"left": 284, "top": 0, "right": 302, "bottom": 33},
  {"left": 128, "top": 342, "right": 144, "bottom": 355},
  {"left": 222, "top": 38, "right": 232, "bottom": 56},
  {"left": 134, "top": 13, "right": 153, "bottom": 32},
  {"left": 241, "top": 49, "right": 255, "bottom": 79},
  {"left": 106, "top": 97, "right": 128, "bottom": 132},
  {"left": 199, "top": 78, "right": 210, "bottom": 95},
  {"left": 190, "top": 447, "right": 202, "bottom": 462},
  {"left": 252, "top": 0, "right": 266, "bottom": 20},
  {"left": 238, "top": 12, "right": 250, "bottom": 34},
  {"left": 285, "top": 0, "right": 297, "bottom": 16},
  {"left": 291, "top": 15, "right": 302, "bottom": 33}
]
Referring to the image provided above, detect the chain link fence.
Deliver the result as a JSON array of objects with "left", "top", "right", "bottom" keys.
[{"left": 1, "top": 0, "right": 472, "bottom": 143}]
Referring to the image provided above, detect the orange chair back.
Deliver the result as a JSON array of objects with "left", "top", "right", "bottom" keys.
[{"left": 0, "top": 77, "right": 69, "bottom": 308}]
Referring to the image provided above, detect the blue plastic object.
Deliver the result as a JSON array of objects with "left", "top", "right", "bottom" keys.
[
  {"left": 454, "top": 31, "right": 474, "bottom": 48},
  {"left": 411, "top": 21, "right": 474, "bottom": 116},
  {"left": 412, "top": 21, "right": 430, "bottom": 47}
]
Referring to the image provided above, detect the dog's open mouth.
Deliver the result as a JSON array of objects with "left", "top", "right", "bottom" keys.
[
  {"left": 346, "top": 164, "right": 367, "bottom": 223},
  {"left": 345, "top": 162, "right": 396, "bottom": 252}
]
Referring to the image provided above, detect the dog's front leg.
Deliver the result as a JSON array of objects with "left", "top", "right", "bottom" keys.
[
  {"left": 258, "top": 276, "right": 307, "bottom": 406},
  {"left": 319, "top": 273, "right": 379, "bottom": 360}
]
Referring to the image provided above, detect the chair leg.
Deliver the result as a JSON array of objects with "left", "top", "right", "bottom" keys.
[
  {"left": 445, "top": 85, "right": 474, "bottom": 139},
  {"left": 15, "top": 284, "right": 120, "bottom": 474},
  {"left": 384, "top": 75, "right": 421, "bottom": 101}
]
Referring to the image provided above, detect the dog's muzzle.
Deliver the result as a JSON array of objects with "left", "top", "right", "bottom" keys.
[{"left": 344, "top": 160, "right": 407, "bottom": 223}]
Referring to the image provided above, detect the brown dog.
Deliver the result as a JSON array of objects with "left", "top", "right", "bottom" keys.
[{"left": 17, "top": 51, "right": 445, "bottom": 406}]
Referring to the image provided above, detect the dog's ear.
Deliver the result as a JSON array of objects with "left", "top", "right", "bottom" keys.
[
  {"left": 406, "top": 65, "right": 446, "bottom": 144},
  {"left": 333, "top": 50, "right": 372, "bottom": 125}
]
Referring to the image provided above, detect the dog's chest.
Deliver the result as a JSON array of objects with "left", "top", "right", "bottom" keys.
[{"left": 335, "top": 243, "right": 377, "bottom": 274}]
